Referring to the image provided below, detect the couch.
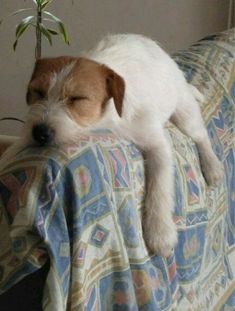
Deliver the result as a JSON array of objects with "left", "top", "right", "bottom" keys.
[{"left": 0, "top": 28, "right": 234, "bottom": 310}]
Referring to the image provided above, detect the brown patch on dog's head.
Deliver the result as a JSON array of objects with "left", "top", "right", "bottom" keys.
[
  {"left": 26, "top": 56, "right": 77, "bottom": 105},
  {"left": 26, "top": 56, "right": 125, "bottom": 127}
]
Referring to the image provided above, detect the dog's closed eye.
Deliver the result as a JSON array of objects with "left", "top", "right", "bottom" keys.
[
  {"left": 69, "top": 96, "right": 88, "bottom": 103},
  {"left": 26, "top": 88, "right": 47, "bottom": 104},
  {"left": 33, "top": 89, "right": 46, "bottom": 100}
]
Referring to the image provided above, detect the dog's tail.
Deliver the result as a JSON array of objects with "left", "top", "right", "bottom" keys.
[{"left": 189, "top": 84, "right": 204, "bottom": 103}]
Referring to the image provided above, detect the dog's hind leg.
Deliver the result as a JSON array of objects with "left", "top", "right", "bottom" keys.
[{"left": 170, "top": 86, "right": 224, "bottom": 186}]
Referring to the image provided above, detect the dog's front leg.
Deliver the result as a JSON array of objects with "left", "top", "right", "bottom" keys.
[
  {"left": 143, "top": 136, "right": 177, "bottom": 257},
  {"left": 133, "top": 127, "right": 177, "bottom": 257},
  {"left": 118, "top": 121, "right": 177, "bottom": 257}
]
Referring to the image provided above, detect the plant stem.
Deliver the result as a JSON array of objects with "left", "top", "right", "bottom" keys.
[{"left": 35, "top": 4, "right": 42, "bottom": 59}]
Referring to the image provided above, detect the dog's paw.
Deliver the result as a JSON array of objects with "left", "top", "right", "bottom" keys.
[
  {"left": 143, "top": 215, "right": 177, "bottom": 258},
  {"left": 202, "top": 157, "right": 224, "bottom": 187}
]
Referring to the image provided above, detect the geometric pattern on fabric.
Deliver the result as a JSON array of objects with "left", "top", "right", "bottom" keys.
[{"left": 0, "top": 28, "right": 234, "bottom": 310}]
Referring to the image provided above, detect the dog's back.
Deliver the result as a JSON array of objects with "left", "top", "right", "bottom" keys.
[{"left": 84, "top": 34, "right": 195, "bottom": 124}]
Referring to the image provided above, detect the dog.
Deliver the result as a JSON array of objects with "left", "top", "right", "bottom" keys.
[{"left": 0, "top": 34, "right": 223, "bottom": 257}]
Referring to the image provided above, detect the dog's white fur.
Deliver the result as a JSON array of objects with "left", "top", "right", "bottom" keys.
[{"left": 0, "top": 34, "right": 223, "bottom": 256}]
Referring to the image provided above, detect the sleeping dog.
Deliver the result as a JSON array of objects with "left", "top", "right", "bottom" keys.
[{"left": 1, "top": 34, "right": 223, "bottom": 256}]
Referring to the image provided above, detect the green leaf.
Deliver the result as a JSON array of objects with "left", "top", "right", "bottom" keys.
[
  {"left": 35, "top": 0, "right": 51, "bottom": 9},
  {"left": 10, "top": 8, "right": 34, "bottom": 16},
  {"left": 41, "top": 0, "right": 52, "bottom": 9},
  {"left": 15, "top": 23, "right": 28, "bottom": 39},
  {"left": 43, "top": 11, "right": 70, "bottom": 44},
  {"left": 13, "top": 23, "right": 35, "bottom": 51},
  {"left": 15, "top": 16, "right": 34, "bottom": 38},
  {"left": 13, "top": 16, "right": 35, "bottom": 51},
  {"left": 39, "top": 23, "right": 53, "bottom": 45},
  {"left": 41, "top": 17, "right": 55, "bottom": 23},
  {"left": 0, "top": 8, "right": 34, "bottom": 26},
  {"left": 32, "top": 0, "right": 38, "bottom": 6},
  {"left": 13, "top": 39, "right": 18, "bottom": 51},
  {"left": 47, "top": 28, "right": 58, "bottom": 35}
]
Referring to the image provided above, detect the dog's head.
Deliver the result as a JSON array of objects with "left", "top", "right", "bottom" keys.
[{"left": 25, "top": 56, "right": 125, "bottom": 146}]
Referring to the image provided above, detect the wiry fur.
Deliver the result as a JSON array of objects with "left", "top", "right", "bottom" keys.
[
  {"left": 0, "top": 34, "right": 223, "bottom": 256},
  {"left": 85, "top": 34, "right": 223, "bottom": 255}
]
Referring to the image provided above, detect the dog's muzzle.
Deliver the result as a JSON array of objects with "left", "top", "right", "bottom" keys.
[{"left": 32, "top": 123, "right": 55, "bottom": 146}]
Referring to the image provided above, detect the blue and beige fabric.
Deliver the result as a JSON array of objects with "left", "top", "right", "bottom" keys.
[{"left": 0, "top": 29, "right": 234, "bottom": 310}]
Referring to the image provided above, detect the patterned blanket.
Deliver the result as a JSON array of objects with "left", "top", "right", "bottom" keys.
[{"left": 0, "top": 29, "right": 234, "bottom": 310}]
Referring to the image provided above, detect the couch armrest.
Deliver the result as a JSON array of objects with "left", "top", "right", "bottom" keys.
[{"left": 0, "top": 135, "right": 18, "bottom": 157}]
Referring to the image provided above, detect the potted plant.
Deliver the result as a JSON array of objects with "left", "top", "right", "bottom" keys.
[{"left": 1, "top": 0, "right": 70, "bottom": 59}]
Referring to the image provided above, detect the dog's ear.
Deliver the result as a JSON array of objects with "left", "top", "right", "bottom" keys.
[{"left": 106, "top": 69, "right": 125, "bottom": 117}]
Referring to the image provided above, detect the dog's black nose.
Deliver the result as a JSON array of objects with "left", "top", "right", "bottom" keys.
[{"left": 32, "top": 123, "right": 54, "bottom": 146}]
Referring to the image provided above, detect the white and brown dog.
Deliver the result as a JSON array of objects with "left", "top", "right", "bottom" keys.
[{"left": 1, "top": 34, "right": 223, "bottom": 257}]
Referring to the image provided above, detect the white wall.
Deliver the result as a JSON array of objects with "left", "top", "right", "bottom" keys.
[{"left": 0, "top": 0, "right": 231, "bottom": 135}]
